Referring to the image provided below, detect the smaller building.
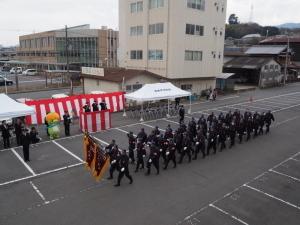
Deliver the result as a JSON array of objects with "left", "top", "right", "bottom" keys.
[
  {"left": 81, "top": 68, "right": 168, "bottom": 94},
  {"left": 224, "top": 57, "right": 282, "bottom": 88}
]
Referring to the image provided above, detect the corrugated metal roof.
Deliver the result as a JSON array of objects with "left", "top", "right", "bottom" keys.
[
  {"left": 245, "top": 45, "right": 287, "bottom": 55},
  {"left": 224, "top": 57, "right": 274, "bottom": 69}
]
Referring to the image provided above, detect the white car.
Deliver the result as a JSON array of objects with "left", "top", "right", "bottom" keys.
[
  {"left": 51, "top": 93, "right": 69, "bottom": 99},
  {"left": 10, "top": 67, "right": 23, "bottom": 74},
  {"left": 22, "top": 69, "right": 37, "bottom": 76}
]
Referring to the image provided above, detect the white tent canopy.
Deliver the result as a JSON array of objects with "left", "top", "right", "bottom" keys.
[
  {"left": 124, "top": 82, "right": 192, "bottom": 121},
  {"left": 0, "top": 94, "right": 35, "bottom": 121},
  {"left": 125, "top": 82, "right": 191, "bottom": 101}
]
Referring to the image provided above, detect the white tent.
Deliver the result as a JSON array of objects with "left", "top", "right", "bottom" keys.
[
  {"left": 125, "top": 82, "right": 192, "bottom": 121},
  {"left": 0, "top": 94, "right": 35, "bottom": 121}
]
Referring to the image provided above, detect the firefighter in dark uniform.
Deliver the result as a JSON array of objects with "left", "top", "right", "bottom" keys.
[
  {"left": 253, "top": 112, "right": 260, "bottom": 137},
  {"left": 265, "top": 110, "right": 275, "bottom": 134},
  {"left": 135, "top": 138, "right": 146, "bottom": 172},
  {"left": 63, "top": 111, "right": 71, "bottom": 136},
  {"left": 153, "top": 126, "right": 160, "bottom": 136},
  {"left": 174, "top": 130, "right": 183, "bottom": 155},
  {"left": 127, "top": 131, "right": 136, "bottom": 164},
  {"left": 207, "top": 127, "right": 217, "bottom": 155},
  {"left": 92, "top": 100, "right": 99, "bottom": 112},
  {"left": 218, "top": 123, "right": 227, "bottom": 151},
  {"left": 146, "top": 142, "right": 160, "bottom": 175},
  {"left": 258, "top": 113, "right": 265, "bottom": 135},
  {"left": 1, "top": 121, "right": 11, "bottom": 149},
  {"left": 83, "top": 102, "right": 91, "bottom": 112},
  {"left": 137, "top": 128, "right": 147, "bottom": 144},
  {"left": 164, "top": 139, "right": 177, "bottom": 169},
  {"left": 229, "top": 122, "right": 236, "bottom": 148},
  {"left": 179, "top": 105, "right": 185, "bottom": 124},
  {"left": 237, "top": 119, "right": 245, "bottom": 144},
  {"left": 178, "top": 132, "right": 192, "bottom": 163},
  {"left": 114, "top": 150, "right": 133, "bottom": 187},
  {"left": 246, "top": 117, "right": 253, "bottom": 141},
  {"left": 22, "top": 128, "right": 31, "bottom": 162},
  {"left": 164, "top": 124, "right": 173, "bottom": 139},
  {"left": 194, "top": 129, "right": 206, "bottom": 159}
]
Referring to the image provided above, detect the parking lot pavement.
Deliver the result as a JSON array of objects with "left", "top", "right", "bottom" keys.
[{"left": 1, "top": 85, "right": 300, "bottom": 225}]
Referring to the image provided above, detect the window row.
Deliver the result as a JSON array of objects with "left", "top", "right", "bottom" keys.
[
  {"left": 185, "top": 51, "right": 203, "bottom": 61},
  {"left": 264, "top": 64, "right": 280, "bottom": 71},
  {"left": 131, "top": 0, "right": 164, "bottom": 12},
  {"left": 187, "top": 0, "right": 205, "bottom": 10},
  {"left": 130, "top": 1, "right": 143, "bottom": 13},
  {"left": 186, "top": 24, "right": 204, "bottom": 36},
  {"left": 130, "top": 26, "right": 144, "bottom": 36}
]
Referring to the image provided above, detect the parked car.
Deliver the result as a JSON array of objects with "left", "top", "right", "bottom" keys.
[
  {"left": 10, "top": 67, "right": 22, "bottom": 74},
  {"left": 51, "top": 93, "right": 69, "bottom": 99},
  {"left": 0, "top": 66, "right": 11, "bottom": 72},
  {"left": 0, "top": 75, "right": 13, "bottom": 86},
  {"left": 22, "top": 69, "right": 37, "bottom": 76}
]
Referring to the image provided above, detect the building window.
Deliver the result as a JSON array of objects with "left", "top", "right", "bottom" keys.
[
  {"left": 132, "top": 84, "right": 143, "bottom": 90},
  {"left": 148, "top": 50, "right": 163, "bottom": 60},
  {"left": 186, "top": 24, "right": 204, "bottom": 36},
  {"left": 130, "top": 50, "right": 143, "bottom": 60},
  {"left": 185, "top": 50, "right": 203, "bottom": 61},
  {"left": 181, "top": 84, "right": 193, "bottom": 90},
  {"left": 131, "top": 1, "right": 143, "bottom": 13},
  {"left": 264, "top": 65, "right": 269, "bottom": 71},
  {"left": 187, "top": 0, "right": 205, "bottom": 10},
  {"left": 149, "top": 0, "right": 164, "bottom": 9},
  {"left": 270, "top": 65, "right": 274, "bottom": 70},
  {"left": 275, "top": 65, "right": 279, "bottom": 70},
  {"left": 130, "top": 26, "right": 143, "bottom": 36},
  {"left": 149, "top": 23, "right": 164, "bottom": 35}
]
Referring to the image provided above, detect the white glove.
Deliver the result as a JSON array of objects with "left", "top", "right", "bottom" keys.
[
  {"left": 211, "top": 139, "right": 214, "bottom": 142},
  {"left": 166, "top": 151, "right": 170, "bottom": 156},
  {"left": 217, "top": 135, "right": 220, "bottom": 138},
  {"left": 196, "top": 142, "right": 199, "bottom": 145},
  {"left": 149, "top": 159, "right": 152, "bottom": 163},
  {"left": 143, "top": 155, "right": 146, "bottom": 158},
  {"left": 112, "top": 160, "right": 116, "bottom": 164},
  {"left": 154, "top": 153, "right": 157, "bottom": 156},
  {"left": 121, "top": 168, "right": 125, "bottom": 172},
  {"left": 184, "top": 147, "right": 187, "bottom": 150},
  {"left": 160, "top": 149, "right": 163, "bottom": 152}
]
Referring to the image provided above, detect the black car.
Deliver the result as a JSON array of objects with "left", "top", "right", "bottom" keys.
[{"left": 0, "top": 75, "right": 13, "bottom": 86}]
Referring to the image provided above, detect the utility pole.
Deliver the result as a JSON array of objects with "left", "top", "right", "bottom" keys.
[
  {"left": 284, "top": 35, "right": 290, "bottom": 85},
  {"left": 65, "top": 25, "right": 73, "bottom": 95}
]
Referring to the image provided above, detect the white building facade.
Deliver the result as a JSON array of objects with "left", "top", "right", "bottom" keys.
[{"left": 119, "top": 0, "right": 227, "bottom": 94}]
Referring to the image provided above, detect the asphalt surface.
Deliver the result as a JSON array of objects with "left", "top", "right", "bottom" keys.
[{"left": 1, "top": 83, "right": 300, "bottom": 225}]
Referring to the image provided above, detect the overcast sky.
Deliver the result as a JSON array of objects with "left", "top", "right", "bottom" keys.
[{"left": 0, "top": 0, "right": 299, "bottom": 46}]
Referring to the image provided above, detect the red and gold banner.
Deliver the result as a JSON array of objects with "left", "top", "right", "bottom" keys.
[{"left": 83, "top": 132, "right": 110, "bottom": 181}]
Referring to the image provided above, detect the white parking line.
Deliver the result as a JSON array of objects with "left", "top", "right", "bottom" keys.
[
  {"left": 262, "top": 100, "right": 291, "bottom": 106},
  {"left": 164, "top": 118, "right": 179, "bottom": 124},
  {"left": 250, "top": 102, "right": 281, "bottom": 109},
  {"left": 141, "top": 123, "right": 165, "bottom": 132},
  {"left": 239, "top": 104, "right": 271, "bottom": 111},
  {"left": 209, "top": 204, "right": 249, "bottom": 225},
  {"left": 11, "top": 148, "right": 36, "bottom": 176},
  {"left": 269, "top": 169, "right": 300, "bottom": 182},
  {"left": 273, "top": 103, "right": 300, "bottom": 113},
  {"left": 244, "top": 184, "right": 300, "bottom": 210},
  {"left": 52, "top": 141, "right": 84, "bottom": 163},
  {"left": 30, "top": 181, "right": 49, "bottom": 204},
  {"left": 91, "top": 136, "right": 109, "bottom": 146}
]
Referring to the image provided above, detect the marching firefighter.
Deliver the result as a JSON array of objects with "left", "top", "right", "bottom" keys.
[
  {"left": 163, "top": 139, "right": 177, "bottom": 170},
  {"left": 127, "top": 131, "right": 136, "bottom": 164},
  {"left": 114, "top": 150, "right": 133, "bottom": 187},
  {"left": 207, "top": 127, "right": 217, "bottom": 155},
  {"left": 146, "top": 142, "right": 160, "bottom": 175},
  {"left": 107, "top": 145, "right": 121, "bottom": 180},
  {"left": 194, "top": 129, "right": 206, "bottom": 159},
  {"left": 265, "top": 110, "right": 275, "bottom": 134},
  {"left": 135, "top": 138, "right": 146, "bottom": 172},
  {"left": 178, "top": 132, "right": 192, "bottom": 164}
]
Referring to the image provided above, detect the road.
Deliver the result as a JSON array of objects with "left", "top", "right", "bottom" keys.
[{"left": 0, "top": 83, "right": 300, "bottom": 225}]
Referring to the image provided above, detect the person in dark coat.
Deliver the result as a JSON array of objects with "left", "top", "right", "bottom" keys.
[
  {"left": 127, "top": 131, "right": 136, "bottom": 164},
  {"left": 92, "top": 100, "right": 99, "bottom": 112},
  {"left": 179, "top": 105, "right": 185, "bottom": 124},
  {"left": 107, "top": 145, "right": 121, "bottom": 180},
  {"left": 63, "top": 111, "right": 72, "bottom": 136},
  {"left": 114, "top": 150, "right": 133, "bottom": 187},
  {"left": 30, "top": 127, "right": 40, "bottom": 144},
  {"left": 137, "top": 128, "right": 147, "bottom": 144},
  {"left": 194, "top": 129, "right": 206, "bottom": 159},
  {"left": 146, "top": 143, "right": 160, "bottom": 175},
  {"left": 135, "top": 139, "right": 146, "bottom": 172},
  {"left": 265, "top": 110, "right": 275, "bottom": 134},
  {"left": 100, "top": 100, "right": 107, "bottom": 111},
  {"left": 207, "top": 127, "right": 217, "bottom": 155},
  {"left": 83, "top": 102, "right": 91, "bottom": 113},
  {"left": 163, "top": 139, "right": 177, "bottom": 169},
  {"left": 14, "top": 119, "right": 23, "bottom": 146},
  {"left": 22, "top": 129, "right": 31, "bottom": 162},
  {"left": 1, "top": 121, "right": 11, "bottom": 149},
  {"left": 178, "top": 133, "right": 192, "bottom": 164}
]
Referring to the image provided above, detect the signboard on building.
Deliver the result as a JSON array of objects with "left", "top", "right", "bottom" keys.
[{"left": 81, "top": 67, "right": 104, "bottom": 76}]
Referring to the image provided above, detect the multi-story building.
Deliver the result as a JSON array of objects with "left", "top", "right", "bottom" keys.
[
  {"left": 119, "top": 0, "right": 227, "bottom": 93},
  {"left": 16, "top": 25, "right": 118, "bottom": 70}
]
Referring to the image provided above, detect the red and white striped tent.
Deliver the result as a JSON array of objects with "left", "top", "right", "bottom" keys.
[
  {"left": 25, "top": 92, "right": 125, "bottom": 125},
  {"left": 80, "top": 110, "right": 111, "bottom": 133}
]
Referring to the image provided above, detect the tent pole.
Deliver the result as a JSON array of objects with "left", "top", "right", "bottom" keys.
[
  {"left": 167, "top": 99, "right": 170, "bottom": 118},
  {"left": 140, "top": 103, "right": 144, "bottom": 122},
  {"left": 123, "top": 107, "right": 127, "bottom": 117},
  {"left": 188, "top": 95, "right": 192, "bottom": 114}
]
